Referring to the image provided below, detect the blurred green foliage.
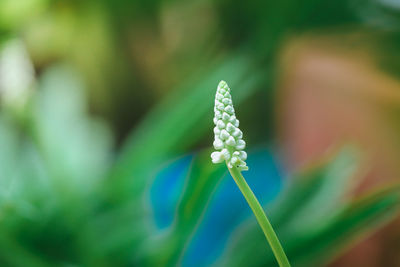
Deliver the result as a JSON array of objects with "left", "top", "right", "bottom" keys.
[{"left": 1, "top": 73, "right": 399, "bottom": 266}]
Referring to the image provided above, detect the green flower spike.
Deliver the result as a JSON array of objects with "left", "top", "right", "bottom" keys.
[
  {"left": 210, "top": 80, "right": 291, "bottom": 267},
  {"left": 211, "top": 80, "right": 248, "bottom": 171}
]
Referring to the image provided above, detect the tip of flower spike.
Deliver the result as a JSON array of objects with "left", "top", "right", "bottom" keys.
[
  {"left": 218, "top": 80, "right": 227, "bottom": 87},
  {"left": 218, "top": 80, "right": 229, "bottom": 91}
]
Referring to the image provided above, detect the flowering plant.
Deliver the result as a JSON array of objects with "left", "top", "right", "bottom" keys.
[{"left": 211, "top": 81, "right": 291, "bottom": 267}]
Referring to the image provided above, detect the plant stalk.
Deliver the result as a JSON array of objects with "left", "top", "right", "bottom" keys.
[{"left": 228, "top": 166, "right": 291, "bottom": 267}]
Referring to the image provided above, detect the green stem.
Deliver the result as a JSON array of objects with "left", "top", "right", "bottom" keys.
[{"left": 228, "top": 166, "right": 291, "bottom": 267}]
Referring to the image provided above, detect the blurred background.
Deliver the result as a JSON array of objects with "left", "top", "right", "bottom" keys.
[{"left": 1, "top": 0, "right": 400, "bottom": 266}]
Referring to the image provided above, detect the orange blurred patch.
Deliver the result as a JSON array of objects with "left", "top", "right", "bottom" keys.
[{"left": 276, "top": 32, "right": 400, "bottom": 267}]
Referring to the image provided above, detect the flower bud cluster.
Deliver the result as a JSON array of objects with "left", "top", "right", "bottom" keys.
[{"left": 211, "top": 80, "right": 248, "bottom": 171}]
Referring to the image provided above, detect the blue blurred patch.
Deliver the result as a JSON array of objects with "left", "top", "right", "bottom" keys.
[
  {"left": 150, "top": 155, "right": 193, "bottom": 230},
  {"left": 181, "top": 148, "right": 283, "bottom": 267}
]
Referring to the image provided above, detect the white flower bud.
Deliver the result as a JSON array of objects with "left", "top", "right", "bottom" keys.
[
  {"left": 222, "top": 112, "right": 230, "bottom": 121},
  {"left": 225, "top": 136, "right": 236, "bottom": 146},
  {"left": 232, "top": 128, "right": 242, "bottom": 138},
  {"left": 230, "top": 156, "right": 239, "bottom": 165},
  {"left": 224, "top": 105, "right": 234, "bottom": 114},
  {"left": 217, "top": 103, "right": 225, "bottom": 110},
  {"left": 220, "top": 129, "right": 230, "bottom": 140},
  {"left": 217, "top": 120, "right": 225, "bottom": 129},
  {"left": 226, "top": 122, "right": 235, "bottom": 133},
  {"left": 213, "top": 139, "right": 224, "bottom": 150},
  {"left": 222, "top": 98, "right": 232, "bottom": 105},
  {"left": 221, "top": 148, "right": 230, "bottom": 160},
  {"left": 211, "top": 80, "right": 248, "bottom": 171},
  {"left": 236, "top": 140, "right": 246, "bottom": 150},
  {"left": 211, "top": 152, "right": 224, "bottom": 163}
]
